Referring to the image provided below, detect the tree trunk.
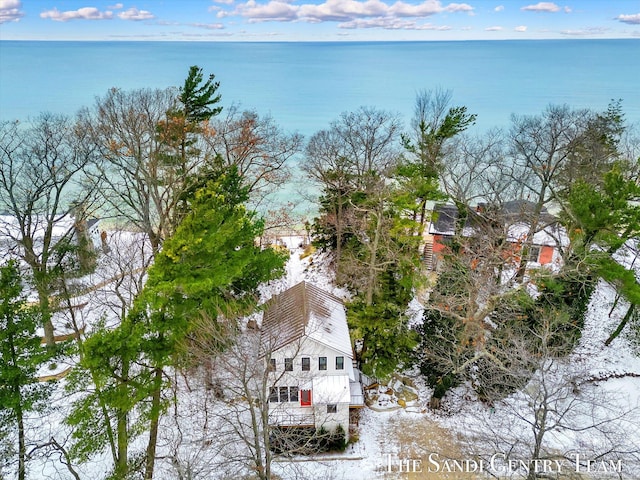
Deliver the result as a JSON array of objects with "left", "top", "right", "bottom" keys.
[
  {"left": 34, "top": 273, "right": 55, "bottom": 347},
  {"left": 116, "top": 408, "right": 129, "bottom": 477},
  {"left": 365, "top": 209, "right": 382, "bottom": 307},
  {"left": 335, "top": 195, "right": 344, "bottom": 282},
  {"left": 419, "top": 198, "right": 428, "bottom": 236},
  {"left": 529, "top": 404, "right": 547, "bottom": 480},
  {"left": 605, "top": 304, "right": 636, "bottom": 347},
  {"left": 16, "top": 389, "right": 26, "bottom": 480},
  {"left": 116, "top": 354, "right": 131, "bottom": 477},
  {"left": 145, "top": 368, "right": 163, "bottom": 480}
]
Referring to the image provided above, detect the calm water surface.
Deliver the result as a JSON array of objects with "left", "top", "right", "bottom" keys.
[{"left": 1, "top": 40, "right": 639, "bottom": 136}]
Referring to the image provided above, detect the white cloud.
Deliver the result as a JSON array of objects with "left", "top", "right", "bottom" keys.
[
  {"left": 616, "top": 13, "right": 640, "bottom": 25},
  {"left": 560, "top": 27, "right": 608, "bottom": 36},
  {"left": 389, "top": 1, "right": 472, "bottom": 17},
  {"left": 107, "top": 3, "right": 123, "bottom": 8},
  {"left": 219, "top": 1, "right": 298, "bottom": 21},
  {"left": 219, "top": 0, "right": 473, "bottom": 23},
  {"left": 514, "top": 25, "right": 527, "bottom": 32},
  {"left": 0, "top": 0, "right": 24, "bottom": 23},
  {"left": 214, "top": 0, "right": 235, "bottom": 3},
  {"left": 521, "top": 2, "right": 560, "bottom": 13},
  {"left": 40, "top": 7, "right": 113, "bottom": 22},
  {"left": 299, "top": 0, "right": 388, "bottom": 22},
  {"left": 563, "top": 6, "right": 571, "bottom": 13},
  {"left": 494, "top": 5, "right": 504, "bottom": 12},
  {"left": 117, "top": 7, "right": 154, "bottom": 21},
  {"left": 339, "top": 17, "right": 452, "bottom": 29},
  {"left": 485, "top": 25, "right": 502, "bottom": 31},
  {"left": 191, "top": 22, "right": 225, "bottom": 29}
]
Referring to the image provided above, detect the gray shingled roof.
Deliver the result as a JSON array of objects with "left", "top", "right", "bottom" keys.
[
  {"left": 429, "top": 201, "right": 556, "bottom": 236},
  {"left": 429, "top": 204, "right": 460, "bottom": 235}
]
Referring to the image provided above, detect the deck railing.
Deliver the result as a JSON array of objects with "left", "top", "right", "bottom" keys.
[{"left": 268, "top": 412, "right": 315, "bottom": 427}]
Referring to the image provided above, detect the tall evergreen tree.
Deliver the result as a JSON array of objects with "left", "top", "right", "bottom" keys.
[
  {"left": 400, "top": 89, "right": 475, "bottom": 231},
  {"left": 0, "top": 262, "right": 55, "bottom": 480},
  {"left": 156, "top": 65, "right": 224, "bottom": 236},
  {"left": 562, "top": 162, "right": 640, "bottom": 345},
  {"left": 68, "top": 165, "right": 287, "bottom": 480}
]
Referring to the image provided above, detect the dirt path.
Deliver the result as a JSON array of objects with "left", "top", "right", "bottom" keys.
[{"left": 376, "top": 413, "right": 479, "bottom": 480}]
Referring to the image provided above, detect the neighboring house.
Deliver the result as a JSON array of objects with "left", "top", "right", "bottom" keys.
[
  {"left": 0, "top": 214, "right": 102, "bottom": 261},
  {"left": 260, "top": 281, "right": 364, "bottom": 441},
  {"left": 424, "top": 201, "right": 568, "bottom": 270},
  {"left": 86, "top": 218, "right": 103, "bottom": 250}
]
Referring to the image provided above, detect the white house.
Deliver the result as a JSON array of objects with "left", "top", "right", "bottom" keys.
[
  {"left": 260, "top": 281, "right": 364, "bottom": 441},
  {"left": 0, "top": 214, "right": 103, "bottom": 262}
]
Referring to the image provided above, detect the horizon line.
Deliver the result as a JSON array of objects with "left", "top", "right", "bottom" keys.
[{"left": 2, "top": 37, "right": 639, "bottom": 43}]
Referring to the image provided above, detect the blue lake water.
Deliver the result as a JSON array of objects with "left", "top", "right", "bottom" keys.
[
  {"left": 1, "top": 40, "right": 639, "bottom": 137},
  {"left": 1, "top": 40, "right": 638, "bottom": 215}
]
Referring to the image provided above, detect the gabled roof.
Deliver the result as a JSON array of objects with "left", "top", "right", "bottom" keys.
[
  {"left": 501, "top": 199, "right": 546, "bottom": 216},
  {"left": 429, "top": 204, "right": 459, "bottom": 236},
  {"left": 429, "top": 201, "right": 559, "bottom": 239},
  {"left": 260, "top": 281, "right": 353, "bottom": 358},
  {"left": 429, "top": 204, "right": 484, "bottom": 236},
  {"left": 87, "top": 218, "right": 101, "bottom": 229}
]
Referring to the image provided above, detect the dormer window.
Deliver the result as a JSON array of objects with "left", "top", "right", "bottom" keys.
[{"left": 302, "top": 357, "right": 310, "bottom": 371}]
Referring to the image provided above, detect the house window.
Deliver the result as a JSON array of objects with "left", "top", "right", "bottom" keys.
[
  {"left": 302, "top": 357, "right": 310, "bottom": 371},
  {"left": 527, "top": 245, "right": 541, "bottom": 262},
  {"left": 269, "top": 387, "right": 278, "bottom": 403},
  {"left": 284, "top": 358, "right": 293, "bottom": 371},
  {"left": 300, "top": 389, "right": 312, "bottom": 406},
  {"left": 336, "top": 356, "right": 344, "bottom": 370},
  {"left": 327, "top": 404, "right": 337, "bottom": 414},
  {"left": 279, "top": 386, "right": 289, "bottom": 402},
  {"left": 268, "top": 358, "right": 276, "bottom": 371},
  {"left": 289, "top": 387, "right": 299, "bottom": 402},
  {"left": 319, "top": 356, "right": 327, "bottom": 370},
  {"left": 270, "top": 386, "right": 299, "bottom": 402}
]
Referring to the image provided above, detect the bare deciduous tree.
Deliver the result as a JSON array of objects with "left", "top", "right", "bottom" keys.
[
  {"left": 0, "top": 114, "right": 99, "bottom": 346},
  {"left": 508, "top": 105, "right": 594, "bottom": 280},
  {"left": 79, "top": 87, "right": 182, "bottom": 253},
  {"left": 63, "top": 232, "right": 152, "bottom": 479},
  {"left": 455, "top": 313, "right": 640, "bottom": 480},
  {"left": 442, "top": 128, "right": 514, "bottom": 207},
  {"left": 205, "top": 105, "right": 304, "bottom": 209},
  {"left": 301, "top": 107, "right": 402, "bottom": 280}
]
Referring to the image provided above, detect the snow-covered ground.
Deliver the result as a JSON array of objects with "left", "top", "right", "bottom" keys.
[{"left": 6, "top": 236, "right": 640, "bottom": 480}]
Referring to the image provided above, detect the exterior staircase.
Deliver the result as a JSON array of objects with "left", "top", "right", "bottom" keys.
[{"left": 422, "top": 241, "right": 434, "bottom": 270}]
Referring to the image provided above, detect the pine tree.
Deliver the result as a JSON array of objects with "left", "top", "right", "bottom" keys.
[
  {"left": 563, "top": 162, "right": 640, "bottom": 344},
  {"left": 135, "top": 163, "right": 287, "bottom": 480},
  {"left": 0, "top": 262, "right": 55, "bottom": 480}
]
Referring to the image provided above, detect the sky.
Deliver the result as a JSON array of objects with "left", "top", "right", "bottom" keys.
[{"left": 0, "top": 0, "right": 639, "bottom": 41}]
